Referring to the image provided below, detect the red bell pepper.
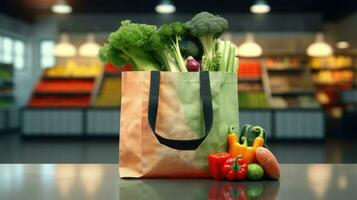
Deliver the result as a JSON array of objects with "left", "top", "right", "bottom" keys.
[
  {"left": 222, "top": 156, "right": 247, "bottom": 181},
  {"left": 208, "top": 152, "right": 231, "bottom": 180}
]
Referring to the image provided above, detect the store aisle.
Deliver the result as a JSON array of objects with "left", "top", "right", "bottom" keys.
[{"left": 0, "top": 132, "right": 356, "bottom": 163}]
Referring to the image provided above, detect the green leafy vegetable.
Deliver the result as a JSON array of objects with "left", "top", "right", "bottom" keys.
[
  {"left": 179, "top": 37, "right": 202, "bottom": 60},
  {"left": 186, "top": 12, "right": 228, "bottom": 71},
  {"left": 150, "top": 22, "right": 188, "bottom": 72},
  {"left": 98, "top": 20, "right": 161, "bottom": 71}
]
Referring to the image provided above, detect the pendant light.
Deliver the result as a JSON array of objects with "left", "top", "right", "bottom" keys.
[
  {"left": 79, "top": 34, "right": 100, "bottom": 57},
  {"left": 54, "top": 33, "right": 77, "bottom": 57},
  {"left": 155, "top": 0, "right": 176, "bottom": 14},
  {"left": 51, "top": 0, "right": 72, "bottom": 14},
  {"left": 237, "top": 33, "right": 263, "bottom": 57},
  {"left": 306, "top": 33, "right": 333, "bottom": 57},
  {"left": 336, "top": 41, "right": 349, "bottom": 49},
  {"left": 250, "top": 0, "right": 271, "bottom": 14}
]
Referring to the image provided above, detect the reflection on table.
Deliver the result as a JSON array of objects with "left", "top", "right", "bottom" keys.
[
  {"left": 0, "top": 164, "right": 357, "bottom": 200},
  {"left": 120, "top": 179, "right": 279, "bottom": 200}
]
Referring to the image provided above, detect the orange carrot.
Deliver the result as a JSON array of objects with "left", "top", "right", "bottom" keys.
[{"left": 255, "top": 147, "right": 280, "bottom": 179}]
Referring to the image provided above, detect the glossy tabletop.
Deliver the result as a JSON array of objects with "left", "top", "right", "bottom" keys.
[{"left": 0, "top": 164, "right": 356, "bottom": 200}]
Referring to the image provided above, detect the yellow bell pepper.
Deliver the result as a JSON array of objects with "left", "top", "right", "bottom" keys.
[{"left": 227, "top": 125, "right": 264, "bottom": 164}]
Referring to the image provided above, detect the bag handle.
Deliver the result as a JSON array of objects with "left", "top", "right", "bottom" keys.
[{"left": 148, "top": 71, "right": 213, "bottom": 150}]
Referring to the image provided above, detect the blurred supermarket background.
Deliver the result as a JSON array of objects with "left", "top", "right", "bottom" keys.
[{"left": 1, "top": 0, "right": 357, "bottom": 163}]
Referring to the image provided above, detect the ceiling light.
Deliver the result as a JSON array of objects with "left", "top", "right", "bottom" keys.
[
  {"left": 336, "top": 41, "right": 349, "bottom": 49},
  {"left": 79, "top": 34, "right": 101, "bottom": 57},
  {"left": 155, "top": 0, "right": 176, "bottom": 14},
  {"left": 51, "top": 0, "right": 72, "bottom": 14},
  {"left": 250, "top": 0, "right": 271, "bottom": 14},
  {"left": 306, "top": 33, "right": 333, "bottom": 57},
  {"left": 237, "top": 33, "right": 263, "bottom": 57},
  {"left": 54, "top": 33, "right": 76, "bottom": 57}
]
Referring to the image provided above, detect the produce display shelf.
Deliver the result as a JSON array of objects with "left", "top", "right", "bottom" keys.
[
  {"left": 238, "top": 78, "right": 262, "bottom": 83},
  {"left": 310, "top": 66, "right": 354, "bottom": 71},
  {"left": 0, "top": 80, "right": 14, "bottom": 86},
  {"left": 271, "top": 90, "right": 315, "bottom": 96},
  {"left": 41, "top": 76, "right": 96, "bottom": 80},
  {"left": 0, "top": 107, "right": 19, "bottom": 132},
  {"left": 21, "top": 107, "right": 325, "bottom": 139},
  {"left": 315, "top": 81, "right": 355, "bottom": 87},
  {"left": 34, "top": 91, "right": 92, "bottom": 95},
  {"left": 267, "top": 68, "right": 306, "bottom": 73}
]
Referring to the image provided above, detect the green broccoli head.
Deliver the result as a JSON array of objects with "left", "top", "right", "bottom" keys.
[
  {"left": 156, "top": 22, "right": 188, "bottom": 43},
  {"left": 187, "top": 12, "right": 228, "bottom": 38},
  {"left": 108, "top": 20, "right": 157, "bottom": 51}
]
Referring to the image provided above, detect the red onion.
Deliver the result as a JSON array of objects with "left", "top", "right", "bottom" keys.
[{"left": 186, "top": 56, "right": 200, "bottom": 71}]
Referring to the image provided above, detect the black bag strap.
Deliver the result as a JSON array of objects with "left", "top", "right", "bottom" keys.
[{"left": 148, "top": 71, "right": 213, "bottom": 150}]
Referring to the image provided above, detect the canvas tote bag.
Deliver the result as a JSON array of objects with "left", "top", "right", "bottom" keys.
[{"left": 119, "top": 71, "right": 239, "bottom": 178}]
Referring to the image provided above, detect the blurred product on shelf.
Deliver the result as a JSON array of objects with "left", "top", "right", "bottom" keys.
[
  {"left": 238, "top": 60, "right": 261, "bottom": 79},
  {"left": 238, "top": 83, "right": 263, "bottom": 91},
  {"left": 0, "top": 63, "right": 15, "bottom": 108},
  {"left": 312, "top": 70, "right": 354, "bottom": 85},
  {"left": 269, "top": 76, "right": 314, "bottom": 93},
  {"left": 309, "top": 56, "right": 353, "bottom": 69},
  {"left": 316, "top": 85, "right": 353, "bottom": 106},
  {"left": 44, "top": 60, "right": 101, "bottom": 77},
  {"left": 27, "top": 61, "right": 99, "bottom": 108},
  {"left": 271, "top": 96, "right": 319, "bottom": 108},
  {"left": 105, "top": 63, "right": 131, "bottom": 73},
  {"left": 0, "top": 98, "right": 13, "bottom": 107},
  {"left": 0, "top": 69, "right": 12, "bottom": 80},
  {"left": 239, "top": 92, "right": 268, "bottom": 108},
  {"left": 95, "top": 77, "right": 121, "bottom": 107},
  {"left": 35, "top": 80, "right": 94, "bottom": 93},
  {"left": 264, "top": 57, "right": 301, "bottom": 69},
  {"left": 28, "top": 95, "right": 90, "bottom": 107}
]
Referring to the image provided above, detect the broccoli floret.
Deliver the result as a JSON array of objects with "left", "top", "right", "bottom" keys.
[
  {"left": 187, "top": 12, "right": 228, "bottom": 71},
  {"left": 98, "top": 20, "right": 161, "bottom": 71},
  {"left": 179, "top": 37, "right": 202, "bottom": 60},
  {"left": 150, "top": 22, "right": 188, "bottom": 72}
]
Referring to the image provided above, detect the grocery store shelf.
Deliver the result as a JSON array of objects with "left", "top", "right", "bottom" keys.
[
  {"left": 267, "top": 67, "right": 305, "bottom": 73},
  {"left": 42, "top": 76, "right": 96, "bottom": 80},
  {"left": 104, "top": 72, "right": 122, "bottom": 76},
  {"left": 0, "top": 91, "right": 15, "bottom": 97},
  {"left": 314, "top": 81, "right": 355, "bottom": 87},
  {"left": 238, "top": 77, "right": 262, "bottom": 82},
  {"left": 21, "top": 107, "right": 324, "bottom": 138},
  {"left": 271, "top": 90, "right": 315, "bottom": 96},
  {"left": 0, "top": 79, "right": 14, "bottom": 86},
  {"left": 34, "top": 91, "right": 92, "bottom": 95},
  {"left": 310, "top": 66, "right": 354, "bottom": 71}
]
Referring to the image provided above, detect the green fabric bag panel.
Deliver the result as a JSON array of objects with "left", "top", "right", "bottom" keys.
[{"left": 177, "top": 72, "right": 239, "bottom": 166}]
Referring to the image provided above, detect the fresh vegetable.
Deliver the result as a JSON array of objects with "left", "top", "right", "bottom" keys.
[
  {"left": 217, "top": 40, "right": 239, "bottom": 72},
  {"left": 99, "top": 12, "right": 239, "bottom": 72},
  {"left": 98, "top": 20, "right": 161, "bottom": 71},
  {"left": 227, "top": 126, "right": 257, "bottom": 164},
  {"left": 252, "top": 127, "right": 265, "bottom": 148},
  {"left": 239, "top": 124, "right": 267, "bottom": 147},
  {"left": 186, "top": 56, "right": 200, "bottom": 71},
  {"left": 222, "top": 156, "right": 248, "bottom": 181},
  {"left": 208, "top": 152, "right": 231, "bottom": 180},
  {"left": 150, "top": 22, "right": 188, "bottom": 72},
  {"left": 179, "top": 37, "right": 202, "bottom": 59},
  {"left": 186, "top": 12, "right": 228, "bottom": 71},
  {"left": 246, "top": 163, "right": 264, "bottom": 181},
  {"left": 255, "top": 147, "right": 280, "bottom": 179}
]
